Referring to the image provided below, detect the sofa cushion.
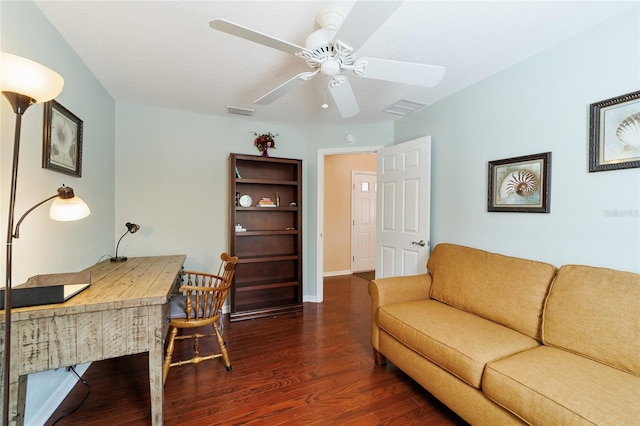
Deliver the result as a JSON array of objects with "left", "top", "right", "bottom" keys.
[
  {"left": 484, "top": 346, "right": 640, "bottom": 425},
  {"left": 427, "top": 243, "right": 556, "bottom": 340},
  {"left": 378, "top": 299, "right": 539, "bottom": 389},
  {"left": 542, "top": 264, "right": 640, "bottom": 376}
]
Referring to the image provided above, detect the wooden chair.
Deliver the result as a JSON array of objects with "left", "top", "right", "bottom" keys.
[{"left": 162, "top": 252, "right": 238, "bottom": 384}]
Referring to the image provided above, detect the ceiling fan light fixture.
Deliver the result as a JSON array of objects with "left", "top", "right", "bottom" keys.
[{"left": 320, "top": 60, "right": 341, "bottom": 77}]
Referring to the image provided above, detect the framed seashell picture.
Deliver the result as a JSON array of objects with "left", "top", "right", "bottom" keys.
[
  {"left": 488, "top": 152, "right": 551, "bottom": 213},
  {"left": 589, "top": 90, "right": 640, "bottom": 172}
]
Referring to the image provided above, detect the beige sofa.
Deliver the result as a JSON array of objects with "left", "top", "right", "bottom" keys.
[{"left": 369, "top": 243, "right": 640, "bottom": 425}]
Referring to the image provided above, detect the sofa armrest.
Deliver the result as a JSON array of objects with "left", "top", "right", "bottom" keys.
[{"left": 368, "top": 274, "right": 432, "bottom": 363}]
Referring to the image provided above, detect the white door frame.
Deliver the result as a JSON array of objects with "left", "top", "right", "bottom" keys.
[{"left": 316, "top": 146, "right": 383, "bottom": 303}]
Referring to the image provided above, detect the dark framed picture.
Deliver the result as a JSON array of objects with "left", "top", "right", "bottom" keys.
[
  {"left": 589, "top": 90, "right": 640, "bottom": 172},
  {"left": 43, "top": 100, "right": 83, "bottom": 177},
  {"left": 488, "top": 152, "right": 551, "bottom": 213}
]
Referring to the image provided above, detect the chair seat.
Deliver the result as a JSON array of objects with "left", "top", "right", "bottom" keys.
[{"left": 170, "top": 294, "right": 212, "bottom": 319}]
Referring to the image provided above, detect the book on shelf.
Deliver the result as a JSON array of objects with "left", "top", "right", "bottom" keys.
[{"left": 258, "top": 197, "right": 277, "bottom": 207}]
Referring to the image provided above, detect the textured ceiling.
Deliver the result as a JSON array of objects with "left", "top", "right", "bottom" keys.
[{"left": 34, "top": 1, "right": 636, "bottom": 127}]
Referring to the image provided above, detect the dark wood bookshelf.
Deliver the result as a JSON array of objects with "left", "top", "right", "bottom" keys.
[{"left": 229, "top": 153, "right": 303, "bottom": 321}]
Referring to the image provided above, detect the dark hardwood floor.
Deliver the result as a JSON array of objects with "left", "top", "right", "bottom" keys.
[{"left": 47, "top": 275, "right": 467, "bottom": 425}]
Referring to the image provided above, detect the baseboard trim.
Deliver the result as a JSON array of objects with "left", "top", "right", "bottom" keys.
[
  {"left": 28, "top": 363, "right": 91, "bottom": 426},
  {"left": 323, "top": 270, "right": 353, "bottom": 277}
]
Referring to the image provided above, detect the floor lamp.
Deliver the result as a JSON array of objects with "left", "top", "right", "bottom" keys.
[{"left": 1, "top": 52, "right": 90, "bottom": 425}]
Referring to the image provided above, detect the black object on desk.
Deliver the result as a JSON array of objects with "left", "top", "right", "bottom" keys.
[{"left": 0, "top": 271, "right": 90, "bottom": 309}]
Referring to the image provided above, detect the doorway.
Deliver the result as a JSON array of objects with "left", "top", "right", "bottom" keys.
[{"left": 316, "top": 146, "right": 382, "bottom": 302}]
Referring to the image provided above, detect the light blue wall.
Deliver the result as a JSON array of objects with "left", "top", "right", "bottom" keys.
[
  {"left": 1, "top": 2, "right": 115, "bottom": 424},
  {"left": 2, "top": 1, "right": 639, "bottom": 423},
  {"left": 396, "top": 7, "right": 640, "bottom": 273},
  {"left": 114, "top": 102, "right": 393, "bottom": 300}
]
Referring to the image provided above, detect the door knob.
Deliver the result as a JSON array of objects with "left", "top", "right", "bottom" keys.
[{"left": 412, "top": 240, "right": 426, "bottom": 247}]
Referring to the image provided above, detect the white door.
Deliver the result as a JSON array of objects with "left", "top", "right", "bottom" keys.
[
  {"left": 376, "top": 137, "right": 431, "bottom": 279},
  {"left": 352, "top": 171, "right": 376, "bottom": 272}
]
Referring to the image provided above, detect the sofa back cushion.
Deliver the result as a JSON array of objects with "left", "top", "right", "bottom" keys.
[
  {"left": 428, "top": 243, "right": 556, "bottom": 340},
  {"left": 542, "top": 265, "right": 640, "bottom": 376}
]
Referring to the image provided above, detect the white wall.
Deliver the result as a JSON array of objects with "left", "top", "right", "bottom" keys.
[
  {"left": 114, "top": 102, "right": 394, "bottom": 299},
  {"left": 1, "top": 2, "right": 115, "bottom": 424},
  {"left": 395, "top": 7, "right": 640, "bottom": 273}
]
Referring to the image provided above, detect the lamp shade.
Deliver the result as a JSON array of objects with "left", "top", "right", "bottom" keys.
[
  {"left": 0, "top": 52, "right": 64, "bottom": 102},
  {"left": 49, "top": 196, "right": 91, "bottom": 221}
]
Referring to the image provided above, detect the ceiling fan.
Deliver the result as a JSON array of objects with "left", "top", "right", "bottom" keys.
[{"left": 209, "top": 1, "right": 445, "bottom": 118}]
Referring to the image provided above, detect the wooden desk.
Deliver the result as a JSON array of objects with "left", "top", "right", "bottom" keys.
[{"left": 0, "top": 255, "right": 185, "bottom": 425}]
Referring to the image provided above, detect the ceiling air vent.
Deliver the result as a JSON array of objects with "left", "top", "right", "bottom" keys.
[
  {"left": 226, "top": 106, "right": 255, "bottom": 116},
  {"left": 383, "top": 99, "right": 426, "bottom": 117}
]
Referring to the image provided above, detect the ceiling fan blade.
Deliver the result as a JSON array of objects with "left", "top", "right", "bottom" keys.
[
  {"left": 328, "top": 77, "right": 359, "bottom": 118},
  {"left": 255, "top": 71, "right": 318, "bottom": 105},
  {"left": 210, "top": 19, "right": 306, "bottom": 55},
  {"left": 332, "top": 1, "right": 403, "bottom": 52},
  {"left": 353, "top": 58, "right": 445, "bottom": 87}
]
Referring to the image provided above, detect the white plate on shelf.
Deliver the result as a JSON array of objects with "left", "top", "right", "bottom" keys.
[{"left": 239, "top": 194, "right": 253, "bottom": 207}]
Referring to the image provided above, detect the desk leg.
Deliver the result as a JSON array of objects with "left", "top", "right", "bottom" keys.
[
  {"left": 7, "top": 374, "right": 26, "bottom": 426},
  {"left": 14, "top": 375, "right": 26, "bottom": 426},
  {"left": 149, "top": 306, "right": 164, "bottom": 426}
]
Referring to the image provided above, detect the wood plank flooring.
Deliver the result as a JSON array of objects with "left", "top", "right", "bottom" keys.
[{"left": 47, "top": 275, "right": 467, "bottom": 425}]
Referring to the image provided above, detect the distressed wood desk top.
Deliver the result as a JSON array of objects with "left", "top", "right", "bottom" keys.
[
  {"left": 1, "top": 255, "right": 185, "bottom": 321},
  {"left": 0, "top": 255, "right": 185, "bottom": 425}
]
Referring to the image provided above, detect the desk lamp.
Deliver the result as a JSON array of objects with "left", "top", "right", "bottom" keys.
[
  {"left": 111, "top": 222, "right": 140, "bottom": 262},
  {"left": 1, "top": 51, "right": 90, "bottom": 424}
]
